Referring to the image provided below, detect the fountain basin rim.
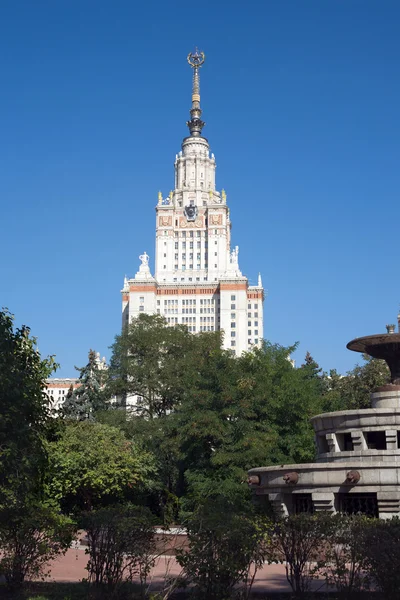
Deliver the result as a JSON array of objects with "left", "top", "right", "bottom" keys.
[{"left": 347, "top": 333, "right": 400, "bottom": 353}]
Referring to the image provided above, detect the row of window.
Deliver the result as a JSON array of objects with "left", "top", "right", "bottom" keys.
[{"left": 159, "top": 299, "right": 216, "bottom": 305}]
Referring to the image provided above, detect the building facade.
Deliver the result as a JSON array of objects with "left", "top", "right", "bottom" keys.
[{"left": 122, "top": 51, "right": 264, "bottom": 354}]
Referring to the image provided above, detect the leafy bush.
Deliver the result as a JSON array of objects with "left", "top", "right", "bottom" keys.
[
  {"left": 322, "top": 513, "right": 371, "bottom": 595},
  {"left": 80, "top": 504, "right": 156, "bottom": 594},
  {"left": 176, "top": 497, "right": 266, "bottom": 600},
  {"left": 263, "top": 513, "right": 332, "bottom": 598},
  {"left": 0, "top": 503, "right": 75, "bottom": 590},
  {"left": 359, "top": 517, "right": 400, "bottom": 600}
]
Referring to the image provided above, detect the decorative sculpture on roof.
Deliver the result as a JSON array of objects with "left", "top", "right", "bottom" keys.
[{"left": 139, "top": 252, "right": 149, "bottom": 266}]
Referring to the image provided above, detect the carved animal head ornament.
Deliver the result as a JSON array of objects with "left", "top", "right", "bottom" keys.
[
  {"left": 346, "top": 470, "right": 361, "bottom": 484},
  {"left": 283, "top": 472, "right": 299, "bottom": 485}
]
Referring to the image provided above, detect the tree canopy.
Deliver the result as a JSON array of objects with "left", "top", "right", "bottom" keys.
[
  {"left": 61, "top": 349, "right": 109, "bottom": 420},
  {"left": 46, "top": 421, "right": 157, "bottom": 512},
  {"left": 0, "top": 309, "right": 56, "bottom": 508}
]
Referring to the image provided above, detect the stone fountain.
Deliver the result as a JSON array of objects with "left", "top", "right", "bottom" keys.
[{"left": 248, "top": 319, "right": 400, "bottom": 519}]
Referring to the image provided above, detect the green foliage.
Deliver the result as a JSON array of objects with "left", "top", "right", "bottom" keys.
[
  {"left": 264, "top": 513, "right": 333, "bottom": 598},
  {"left": 359, "top": 517, "right": 400, "bottom": 600},
  {"left": 108, "top": 313, "right": 205, "bottom": 418},
  {"left": 80, "top": 504, "right": 156, "bottom": 593},
  {"left": 0, "top": 309, "right": 57, "bottom": 508},
  {"left": 322, "top": 514, "right": 371, "bottom": 595},
  {"left": 106, "top": 317, "right": 330, "bottom": 516},
  {"left": 176, "top": 497, "right": 266, "bottom": 600},
  {"left": 0, "top": 502, "right": 75, "bottom": 590},
  {"left": 322, "top": 355, "right": 390, "bottom": 412},
  {"left": 61, "top": 350, "right": 108, "bottom": 420},
  {"left": 46, "top": 422, "right": 156, "bottom": 512}
]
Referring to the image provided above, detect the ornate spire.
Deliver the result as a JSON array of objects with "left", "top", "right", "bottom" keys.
[{"left": 186, "top": 49, "right": 205, "bottom": 137}]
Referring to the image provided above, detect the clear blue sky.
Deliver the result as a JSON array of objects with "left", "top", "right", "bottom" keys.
[{"left": 1, "top": 1, "right": 399, "bottom": 377}]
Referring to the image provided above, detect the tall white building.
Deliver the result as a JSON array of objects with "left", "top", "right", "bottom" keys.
[{"left": 122, "top": 51, "right": 264, "bottom": 354}]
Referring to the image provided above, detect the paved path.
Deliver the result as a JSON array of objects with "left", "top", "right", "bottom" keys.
[{"left": 44, "top": 546, "right": 330, "bottom": 595}]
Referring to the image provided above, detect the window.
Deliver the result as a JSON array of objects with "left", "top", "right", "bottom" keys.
[
  {"left": 182, "top": 242, "right": 186, "bottom": 248},
  {"left": 231, "top": 295, "right": 236, "bottom": 301},
  {"left": 231, "top": 331, "right": 236, "bottom": 337},
  {"left": 182, "top": 232, "right": 186, "bottom": 238},
  {"left": 190, "top": 242, "right": 194, "bottom": 249},
  {"left": 215, "top": 240, "right": 217, "bottom": 245},
  {"left": 248, "top": 303, "right": 251, "bottom": 309},
  {"left": 254, "top": 330, "right": 258, "bottom": 335},
  {"left": 197, "top": 241, "right": 201, "bottom": 248},
  {"left": 248, "top": 330, "right": 251, "bottom": 335},
  {"left": 254, "top": 321, "right": 258, "bottom": 326},
  {"left": 182, "top": 253, "right": 186, "bottom": 260},
  {"left": 174, "top": 264, "right": 178, "bottom": 270},
  {"left": 163, "top": 265, "right": 166, "bottom": 269},
  {"left": 164, "top": 253, "right": 166, "bottom": 257},
  {"left": 231, "top": 313, "right": 235, "bottom": 319},
  {"left": 231, "top": 304, "right": 236, "bottom": 310},
  {"left": 139, "top": 306, "right": 144, "bottom": 312},
  {"left": 254, "top": 312, "right": 258, "bottom": 318},
  {"left": 248, "top": 312, "right": 252, "bottom": 318},
  {"left": 231, "top": 322, "right": 236, "bottom": 328},
  {"left": 197, "top": 231, "right": 201, "bottom": 237},
  {"left": 214, "top": 264, "right": 217, "bottom": 268},
  {"left": 175, "top": 253, "right": 178, "bottom": 260},
  {"left": 157, "top": 300, "right": 160, "bottom": 305},
  {"left": 254, "top": 303, "right": 258, "bottom": 309},
  {"left": 175, "top": 242, "right": 178, "bottom": 249},
  {"left": 139, "top": 297, "right": 144, "bottom": 302},
  {"left": 248, "top": 321, "right": 251, "bottom": 327},
  {"left": 248, "top": 339, "right": 251, "bottom": 345},
  {"left": 190, "top": 231, "right": 194, "bottom": 237},
  {"left": 231, "top": 341, "right": 236, "bottom": 347},
  {"left": 254, "top": 338, "right": 258, "bottom": 344}
]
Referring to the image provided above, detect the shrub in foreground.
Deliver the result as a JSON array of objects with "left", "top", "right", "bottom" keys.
[
  {"left": 176, "top": 498, "right": 266, "bottom": 600},
  {"left": 0, "top": 503, "right": 75, "bottom": 590},
  {"left": 359, "top": 517, "right": 400, "bottom": 600},
  {"left": 80, "top": 504, "right": 156, "bottom": 594}
]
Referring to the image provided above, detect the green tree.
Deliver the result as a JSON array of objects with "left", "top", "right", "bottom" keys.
[
  {"left": 176, "top": 341, "right": 325, "bottom": 511},
  {"left": 322, "top": 355, "right": 390, "bottom": 411},
  {"left": 108, "top": 313, "right": 206, "bottom": 418},
  {"left": 46, "top": 421, "right": 156, "bottom": 512},
  {"left": 62, "top": 349, "right": 108, "bottom": 420},
  {"left": 0, "top": 309, "right": 56, "bottom": 508}
]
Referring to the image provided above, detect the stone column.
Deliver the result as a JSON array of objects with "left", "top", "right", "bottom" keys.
[
  {"left": 377, "top": 491, "right": 400, "bottom": 520},
  {"left": 312, "top": 492, "right": 336, "bottom": 513},
  {"left": 268, "top": 493, "right": 289, "bottom": 518},
  {"left": 326, "top": 433, "right": 339, "bottom": 453},
  {"left": 385, "top": 430, "right": 398, "bottom": 451},
  {"left": 351, "top": 430, "right": 367, "bottom": 450}
]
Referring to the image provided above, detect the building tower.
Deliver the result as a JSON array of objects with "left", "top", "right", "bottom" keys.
[{"left": 121, "top": 51, "right": 264, "bottom": 354}]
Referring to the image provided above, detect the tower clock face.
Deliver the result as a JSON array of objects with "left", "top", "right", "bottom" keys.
[{"left": 184, "top": 204, "right": 198, "bottom": 221}]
